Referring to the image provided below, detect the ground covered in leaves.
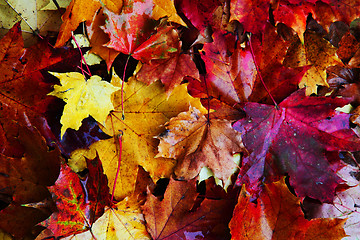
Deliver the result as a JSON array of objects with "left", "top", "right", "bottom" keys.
[{"left": 1, "top": 0, "right": 360, "bottom": 239}]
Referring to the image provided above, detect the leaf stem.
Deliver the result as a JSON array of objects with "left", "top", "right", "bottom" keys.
[
  {"left": 121, "top": 55, "right": 131, "bottom": 120},
  {"left": 71, "top": 32, "right": 92, "bottom": 78},
  {"left": 248, "top": 34, "right": 278, "bottom": 108},
  {"left": 111, "top": 132, "right": 123, "bottom": 203}
]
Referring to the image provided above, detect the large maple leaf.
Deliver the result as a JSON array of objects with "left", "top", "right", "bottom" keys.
[
  {"left": 229, "top": 178, "right": 346, "bottom": 239},
  {"left": 142, "top": 178, "right": 234, "bottom": 240},
  {"left": 233, "top": 89, "right": 360, "bottom": 202},
  {"left": 69, "top": 73, "right": 205, "bottom": 200},
  {"left": 156, "top": 107, "right": 244, "bottom": 184}
]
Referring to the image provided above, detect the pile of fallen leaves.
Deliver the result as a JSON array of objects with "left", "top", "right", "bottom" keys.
[{"left": 2, "top": 0, "right": 360, "bottom": 239}]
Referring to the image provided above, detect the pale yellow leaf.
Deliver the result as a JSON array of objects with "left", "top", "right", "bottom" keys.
[{"left": 48, "top": 72, "right": 120, "bottom": 138}]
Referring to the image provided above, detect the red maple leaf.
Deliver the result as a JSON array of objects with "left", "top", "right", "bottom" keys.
[
  {"left": 233, "top": 89, "right": 360, "bottom": 202},
  {"left": 102, "top": 0, "right": 179, "bottom": 63}
]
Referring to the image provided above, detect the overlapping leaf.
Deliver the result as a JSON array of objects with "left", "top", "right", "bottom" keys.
[
  {"left": 69, "top": 73, "right": 205, "bottom": 200},
  {"left": 61, "top": 196, "right": 150, "bottom": 240},
  {"left": 284, "top": 30, "right": 343, "bottom": 95},
  {"left": 136, "top": 49, "right": 199, "bottom": 96}
]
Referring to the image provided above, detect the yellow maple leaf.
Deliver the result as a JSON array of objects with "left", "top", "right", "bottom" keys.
[
  {"left": 61, "top": 197, "right": 150, "bottom": 240},
  {"left": 48, "top": 72, "right": 120, "bottom": 138},
  {"left": 69, "top": 72, "right": 205, "bottom": 199}
]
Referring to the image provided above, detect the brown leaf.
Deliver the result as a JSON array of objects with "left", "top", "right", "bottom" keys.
[{"left": 156, "top": 107, "right": 244, "bottom": 183}]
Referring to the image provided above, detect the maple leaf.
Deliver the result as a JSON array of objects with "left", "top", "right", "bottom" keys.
[
  {"left": 136, "top": 51, "right": 199, "bottom": 96},
  {"left": 233, "top": 89, "right": 360, "bottom": 202},
  {"left": 197, "top": 24, "right": 307, "bottom": 108},
  {"left": 247, "top": 23, "right": 309, "bottom": 104},
  {"left": 48, "top": 72, "right": 120, "bottom": 138},
  {"left": 156, "top": 107, "right": 244, "bottom": 184},
  {"left": 69, "top": 73, "right": 205, "bottom": 200},
  {"left": 62, "top": 196, "right": 150, "bottom": 239},
  {"left": 200, "top": 31, "right": 254, "bottom": 105},
  {"left": 142, "top": 178, "right": 234, "bottom": 240},
  {"left": 40, "top": 157, "right": 110, "bottom": 237},
  {"left": 229, "top": 178, "right": 346, "bottom": 239},
  {"left": 102, "top": 0, "right": 179, "bottom": 63},
  {"left": 284, "top": 30, "right": 343, "bottom": 95}
]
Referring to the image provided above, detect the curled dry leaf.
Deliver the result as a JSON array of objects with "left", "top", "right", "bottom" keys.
[{"left": 156, "top": 107, "right": 244, "bottom": 183}]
